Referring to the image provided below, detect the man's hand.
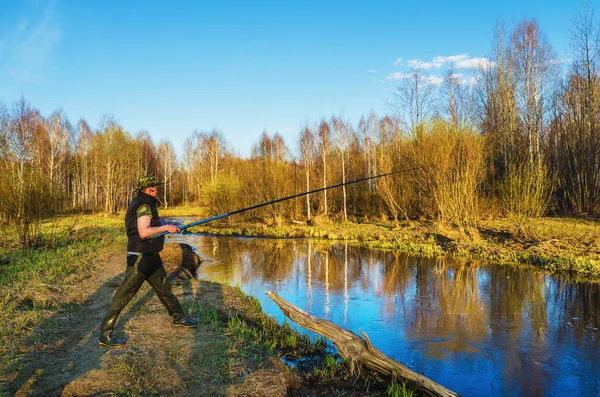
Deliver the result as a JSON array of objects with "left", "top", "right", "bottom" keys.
[{"left": 164, "top": 224, "right": 180, "bottom": 234}]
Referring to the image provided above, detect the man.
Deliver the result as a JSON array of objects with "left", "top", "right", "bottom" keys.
[{"left": 98, "top": 175, "right": 197, "bottom": 348}]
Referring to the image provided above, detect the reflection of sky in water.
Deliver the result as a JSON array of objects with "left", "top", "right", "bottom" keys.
[{"left": 166, "top": 231, "right": 600, "bottom": 397}]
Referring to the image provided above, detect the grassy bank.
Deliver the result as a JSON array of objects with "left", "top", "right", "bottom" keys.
[
  {"left": 0, "top": 215, "right": 125, "bottom": 393},
  {"left": 0, "top": 215, "right": 409, "bottom": 396},
  {"left": 191, "top": 215, "right": 600, "bottom": 280}
]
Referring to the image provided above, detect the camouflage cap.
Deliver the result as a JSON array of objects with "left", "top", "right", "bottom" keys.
[{"left": 133, "top": 175, "right": 164, "bottom": 192}]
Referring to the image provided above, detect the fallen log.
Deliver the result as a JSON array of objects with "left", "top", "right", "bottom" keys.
[{"left": 265, "top": 290, "right": 458, "bottom": 397}]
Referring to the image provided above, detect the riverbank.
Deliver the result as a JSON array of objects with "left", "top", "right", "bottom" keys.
[
  {"left": 2, "top": 212, "right": 599, "bottom": 395},
  {"left": 0, "top": 215, "right": 405, "bottom": 396},
  {"left": 188, "top": 215, "right": 600, "bottom": 281}
]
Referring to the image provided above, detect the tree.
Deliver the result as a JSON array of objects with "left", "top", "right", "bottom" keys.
[
  {"left": 298, "top": 124, "right": 315, "bottom": 220},
  {"left": 332, "top": 115, "right": 353, "bottom": 221},
  {"left": 477, "top": 22, "right": 519, "bottom": 180},
  {"left": 510, "top": 19, "right": 558, "bottom": 169},
  {"left": 72, "top": 119, "right": 95, "bottom": 210},
  {"left": 0, "top": 98, "right": 55, "bottom": 245},
  {"left": 317, "top": 120, "right": 330, "bottom": 216},
  {"left": 388, "top": 69, "right": 437, "bottom": 135},
  {"left": 158, "top": 140, "right": 177, "bottom": 208},
  {"left": 549, "top": 4, "right": 600, "bottom": 213},
  {"left": 441, "top": 64, "right": 474, "bottom": 130},
  {"left": 250, "top": 131, "right": 291, "bottom": 218},
  {"left": 206, "top": 129, "right": 227, "bottom": 184},
  {"left": 45, "top": 109, "right": 72, "bottom": 184},
  {"left": 358, "top": 111, "right": 379, "bottom": 194}
]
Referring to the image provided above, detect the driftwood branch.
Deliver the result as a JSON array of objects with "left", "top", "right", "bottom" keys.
[{"left": 266, "top": 290, "right": 458, "bottom": 397}]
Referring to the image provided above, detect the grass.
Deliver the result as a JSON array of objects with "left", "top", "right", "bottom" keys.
[
  {"left": 108, "top": 352, "right": 162, "bottom": 396},
  {"left": 0, "top": 215, "right": 125, "bottom": 346},
  {"left": 193, "top": 216, "right": 600, "bottom": 280},
  {"left": 223, "top": 285, "right": 324, "bottom": 357},
  {"left": 387, "top": 381, "right": 415, "bottom": 397},
  {"left": 159, "top": 206, "right": 210, "bottom": 218}
]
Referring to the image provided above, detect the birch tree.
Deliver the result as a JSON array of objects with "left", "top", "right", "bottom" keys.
[
  {"left": 298, "top": 124, "right": 315, "bottom": 220},
  {"left": 158, "top": 140, "right": 177, "bottom": 208},
  {"left": 388, "top": 69, "right": 436, "bottom": 135},
  {"left": 317, "top": 120, "right": 330, "bottom": 216},
  {"left": 510, "top": 19, "right": 558, "bottom": 169}
]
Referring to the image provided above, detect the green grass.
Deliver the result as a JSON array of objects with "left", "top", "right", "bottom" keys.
[
  {"left": 0, "top": 216, "right": 124, "bottom": 293},
  {"left": 0, "top": 215, "right": 126, "bottom": 387},
  {"left": 223, "top": 291, "right": 320, "bottom": 357},
  {"left": 387, "top": 381, "right": 415, "bottom": 397}
]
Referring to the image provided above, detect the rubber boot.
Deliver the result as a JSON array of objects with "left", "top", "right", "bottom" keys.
[
  {"left": 172, "top": 312, "right": 198, "bottom": 328},
  {"left": 98, "top": 317, "right": 126, "bottom": 348},
  {"left": 146, "top": 265, "right": 198, "bottom": 328},
  {"left": 98, "top": 266, "right": 146, "bottom": 348}
]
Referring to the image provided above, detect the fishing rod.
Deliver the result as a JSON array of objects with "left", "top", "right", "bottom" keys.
[{"left": 153, "top": 166, "right": 419, "bottom": 239}]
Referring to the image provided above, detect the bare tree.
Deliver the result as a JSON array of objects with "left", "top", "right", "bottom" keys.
[
  {"left": 510, "top": 19, "right": 559, "bottom": 169},
  {"left": 158, "top": 140, "right": 177, "bottom": 208},
  {"left": 72, "top": 119, "right": 94, "bottom": 210},
  {"left": 45, "top": 110, "right": 72, "bottom": 183},
  {"left": 388, "top": 69, "right": 436, "bottom": 134},
  {"left": 477, "top": 21, "right": 519, "bottom": 179},
  {"left": 358, "top": 111, "right": 378, "bottom": 193},
  {"left": 332, "top": 115, "right": 352, "bottom": 221},
  {"left": 317, "top": 120, "right": 330, "bottom": 216},
  {"left": 206, "top": 129, "right": 227, "bottom": 184},
  {"left": 550, "top": 3, "right": 600, "bottom": 213},
  {"left": 298, "top": 124, "right": 315, "bottom": 220},
  {"left": 251, "top": 130, "right": 290, "bottom": 217}
]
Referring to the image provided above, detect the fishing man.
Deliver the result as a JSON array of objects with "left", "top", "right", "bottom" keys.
[{"left": 98, "top": 175, "right": 197, "bottom": 348}]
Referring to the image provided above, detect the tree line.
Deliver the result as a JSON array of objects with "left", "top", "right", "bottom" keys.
[{"left": 2, "top": 9, "right": 600, "bottom": 246}]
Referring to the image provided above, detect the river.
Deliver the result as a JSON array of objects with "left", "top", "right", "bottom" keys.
[{"left": 166, "top": 232, "right": 600, "bottom": 397}]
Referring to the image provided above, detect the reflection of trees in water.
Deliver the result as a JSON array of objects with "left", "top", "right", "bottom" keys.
[
  {"left": 401, "top": 256, "right": 488, "bottom": 359},
  {"left": 484, "top": 266, "right": 551, "bottom": 396},
  {"left": 194, "top": 236, "right": 600, "bottom": 396},
  {"left": 242, "top": 240, "right": 298, "bottom": 284},
  {"left": 552, "top": 277, "right": 600, "bottom": 337},
  {"left": 547, "top": 277, "right": 600, "bottom": 395}
]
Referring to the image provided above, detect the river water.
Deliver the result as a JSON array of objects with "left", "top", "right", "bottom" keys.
[{"left": 166, "top": 232, "right": 600, "bottom": 397}]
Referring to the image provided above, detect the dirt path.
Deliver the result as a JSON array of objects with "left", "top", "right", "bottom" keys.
[{"left": 6, "top": 246, "right": 234, "bottom": 396}]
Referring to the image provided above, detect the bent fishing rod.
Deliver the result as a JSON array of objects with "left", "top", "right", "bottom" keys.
[{"left": 153, "top": 166, "right": 419, "bottom": 239}]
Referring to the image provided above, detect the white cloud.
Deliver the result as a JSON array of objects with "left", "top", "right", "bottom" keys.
[
  {"left": 368, "top": 69, "right": 377, "bottom": 73},
  {"left": 394, "top": 58, "right": 403, "bottom": 66},
  {"left": 385, "top": 72, "right": 443, "bottom": 86},
  {"left": 0, "top": 2, "right": 61, "bottom": 82},
  {"left": 405, "top": 54, "right": 492, "bottom": 70},
  {"left": 466, "top": 76, "right": 478, "bottom": 86},
  {"left": 407, "top": 59, "right": 442, "bottom": 69},
  {"left": 426, "top": 75, "right": 444, "bottom": 86},
  {"left": 385, "top": 72, "right": 409, "bottom": 80},
  {"left": 455, "top": 57, "right": 493, "bottom": 69},
  {"left": 385, "top": 53, "right": 493, "bottom": 86},
  {"left": 433, "top": 54, "right": 468, "bottom": 65}
]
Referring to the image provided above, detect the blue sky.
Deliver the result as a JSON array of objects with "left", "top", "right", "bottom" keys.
[{"left": 0, "top": 0, "right": 591, "bottom": 158}]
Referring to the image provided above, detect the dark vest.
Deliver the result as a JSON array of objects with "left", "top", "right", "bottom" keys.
[{"left": 125, "top": 192, "right": 165, "bottom": 253}]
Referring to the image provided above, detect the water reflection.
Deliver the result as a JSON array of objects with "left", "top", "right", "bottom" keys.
[{"left": 169, "top": 234, "right": 600, "bottom": 397}]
